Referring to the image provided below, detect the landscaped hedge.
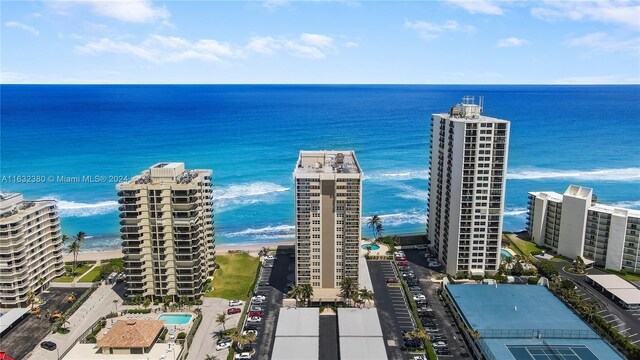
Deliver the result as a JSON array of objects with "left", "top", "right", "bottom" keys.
[
  {"left": 63, "top": 283, "right": 99, "bottom": 319},
  {"left": 125, "top": 308, "right": 152, "bottom": 314},
  {"left": 159, "top": 328, "right": 168, "bottom": 341},
  {"left": 186, "top": 313, "right": 202, "bottom": 347}
]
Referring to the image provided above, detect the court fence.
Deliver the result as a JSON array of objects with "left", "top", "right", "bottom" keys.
[{"left": 477, "top": 328, "right": 600, "bottom": 340}]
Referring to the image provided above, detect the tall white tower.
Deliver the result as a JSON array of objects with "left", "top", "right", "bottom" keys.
[{"left": 427, "top": 97, "right": 510, "bottom": 275}]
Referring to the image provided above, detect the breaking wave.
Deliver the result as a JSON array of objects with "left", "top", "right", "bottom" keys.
[{"left": 507, "top": 167, "right": 640, "bottom": 181}]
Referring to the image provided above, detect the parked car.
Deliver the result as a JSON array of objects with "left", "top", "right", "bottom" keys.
[
  {"left": 432, "top": 335, "right": 447, "bottom": 341},
  {"left": 229, "top": 300, "right": 243, "bottom": 307},
  {"left": 216, "top": 340, "right": 232, "bottom": 350},
  {"left": 395, "top": 256, "right": 407, "bottom": 262},
  {"left": 409, "top": 286, "right": 422, "bottom": 292},
  {"left": 40, "top": 341, "right": 57, "bottom": 351},
  {"left": 403, "top": 338, "right": 423, "bottom": 349},
  {"left": 432, "top": 341, "right": 448, "bottom": 348},
  {"left": 217, "top": 337, "right": 232, "bottom": 345},
  {"left": 397, "top": 261, "right": 408, "bottom": 266},
  {"left": 263, "top": 261, "right": 274, "bottom": 268},
  {"left": 251, "top": 298, "right": 264, "bottom": 305},
  {"left": 436, "top": 348, "right": 451, "bottom": 355},
  {"left": 415, "top": 244, "right": 428, "bottom": 250},
  {"left": 386, "top": 277, "right": 398, "bottom": 284},
  {"left": 234, "top": 352, "right": 252, "bottom": 360},
  {"left": 394, "top": 251, "right": 405, "bottom": 257},
  {"left": 250, "top": 305, "right": 263, "bottom": 312},
  {"left": 242, "top": 330, "right": 258, "bottom": 336},
  {"left": 244, "top": 323, "right": 259, "bottom": 330},
  {"left": 247, "top": 316, "right": 262, "bottom": 323},
  {"left": 251, "top": 295, "right": 266, "bottom": 302},
  {"left": 249, "top": 311, "right": 264, "bottom": 318},
  {"left": 258, "top": 280, "right": 269, "bottom": 286},
  {"left": 227, "top": 307, "right": 242, "bottom": 315},
  {"left": 265, "top": 255, "right": 276, "bottom": 261},
  {"left": 413, "top": 356, "right": 427, "bottom": 360},
  {"left": 254, "top": 291, "right": 267, "bottom": 297},
  {"left": 428, "top": 260, "right": 442, "bottom": 268}
]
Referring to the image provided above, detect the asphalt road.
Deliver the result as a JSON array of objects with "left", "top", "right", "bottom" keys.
[
  {"left": 404, "top": 248, "right": 473, "bottom": 359},
  {"left": 367, "top": 260, "right": 416, "bottom": 360},
  {"left": 549, "top": 260, "right": 640, "bottom": 346},
  {"left": 0, "top": 287, "right": 86, "bottom": 360}
]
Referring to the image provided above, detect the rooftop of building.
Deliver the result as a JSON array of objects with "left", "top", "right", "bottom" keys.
[
  {"left": 337, "top": 308, "right": 383, "bottom": 337},
  {"left": 446, "top": 284, "right": 623, "bottom": 360},
  {"left": 586, "top": 274, "right": 640, "bottom": 305},
  {"left": 118, "top": 162, "right": 212, "bottom": 187},
  {"left": 529, "top": 187, "right": 640, "bottom": 217},
  {"left": 96, "top": 320, "right": 164, "bottom": 349},
  {"left": 0, "top": 193, "right": 56, "bottom": 221},
  {"left": 529, "top": 191, "right": 564, "bottom": 203},
  {"left": 435, "top": 96, "right": 509, "bottom": 123},
  {"left": 565, "top": 185, "right": 593, "bottom": 199},
  {"left": 294, "top": 150, "right": 361, "bottom": 175},
  {"left": 275, "top": 307, "right": 319, "bottom": 337}
]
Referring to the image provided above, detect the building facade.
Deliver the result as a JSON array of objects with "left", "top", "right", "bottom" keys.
[
  {"left": 527, "top": 185, "right": 640, "bottom": 272},
  {"left": 117, "top": 163, "right": 215, "bottom": 300},
  {"left": 427, "top": 97, "right": 510, "bottom": 275},
  {"left": 0, "top": 193, "right": 64, "bottom": 308},
  {"left": 294, "top": 151, "right": 362, "bottom": 291}
]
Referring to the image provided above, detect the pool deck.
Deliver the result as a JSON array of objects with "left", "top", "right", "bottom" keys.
[
  {"left": 446, "top": 284, "right": 624, "bottom": 360},
  {"left": 360, "top": 240, "right": 389, "bottom": 256}
]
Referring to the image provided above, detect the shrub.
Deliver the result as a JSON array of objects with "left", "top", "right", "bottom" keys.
[
  {"left": 177, "top": 332, "right": 187, "bottom": 340},
  {"left": 536, "top": 260, "right": 558, "bottom": 279},
  {"left": 85, "top": 334, "right": 97, "bottom": 343},
  {"left": 528, "top": 276, "right": 540, "bottom": 285},
  {"left": 126, "top": 308, "right": 151, "bottom": 314},
  {"left": 159, "top": 328, "right": 168, "bottom": 341}
]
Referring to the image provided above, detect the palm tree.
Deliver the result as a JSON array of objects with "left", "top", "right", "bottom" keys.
[
  {"left": 300, "top": 284, "right": 314, "bottom": 307},
  {"left": 375, "top": 223, "right": 384, "bottom": 242},
  {"left": 232, "top": 332, "right": 251, "bottom": 352},
  {"left": 244, "top": 331, "right": 257, "bottom": 348},
  {"left": 288, "top": 285, "right": 303, "bottom": 306},
  {"left": 143, "top": 298, "right": 151, "bottom": 309},
  {"left": 406, "top": 327, "right": 430, "bottom": 344},
  {"left": 339, "top": 277, "right": 358, "bottom": 307},
  {"left": 27, "top": 291, "right": 36, "bottom": 310},
  {"left": 359, "top": 287, "right": 373, "bottom": 308},
  {"left": 366, "top": 215, "right": 381, "bottom": 241},
  {"left": 260, "top": 246, "right": 269, "bottom": 257},
  {"left": 180, "top": 295, "right": 188, "bottom": 308},
  {"left": 216, "top": 312, "right": 228, "bottom": 332},
  {"left": 573, "top": 256, "right": 585, "bottom": 273},
  {"left": 68, "top": 241, "right": 81, "bottom": 277},
  {"left": 58, "top": 314, "right": 70, "bottom": 331},
  {"left": 73, "top": 231, "right": 86, "bottom": 246}
]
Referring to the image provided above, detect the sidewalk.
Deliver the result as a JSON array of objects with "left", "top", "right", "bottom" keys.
[{"left": 28, "top": 283, "right": 128, "bottom": 360}]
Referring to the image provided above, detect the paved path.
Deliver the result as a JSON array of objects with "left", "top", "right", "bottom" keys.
[
  {"left": 186, "top": 297, "right": 241, "bottom": 360},
  {"left": 28, "top": 283, "right": 127, "bottom": 360}
]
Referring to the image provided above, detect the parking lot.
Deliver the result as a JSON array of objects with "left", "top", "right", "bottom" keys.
[
  {"left": 368, "top": 260, "right": 416, "bottom": 360},
  {"left": 403, "top": 248, "right": 472, "bottom": 359},
  {"left": 244, "top": 247, "right": 293, "bottom": 360},
  {"left": 0, "top": 286, "right": 88, "bottom": 360}
]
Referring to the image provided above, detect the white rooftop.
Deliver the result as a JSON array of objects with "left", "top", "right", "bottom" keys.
[
  {"left": 607, "top": 288, "right": 640, "bottom": 305},
  {"left": 294, "top": 150, "right": 361, "bottom": 175},
  {"left": 339, "top": 337, "right": 387, "bottom": 360},
  {"left": 337, "top": 308, "right": 383, "bottom": 337},
  {"left": 0, "top": 307, "right": 29, "bottom": 335},
  {"left": 529, "top": 191, "right": 563, "bottom": 203},
  {"left": 587, "top": 274, "right": 636, "bottom": 289},
  {"left": 275, "top": 307, "right": 319, "bottom": 337},
  {"left": 271, "top": 337, "right": 319, "bottom": 360}
]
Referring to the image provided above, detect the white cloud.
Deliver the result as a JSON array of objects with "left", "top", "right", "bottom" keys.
[
  {"left": 554, "top": 75, "right": 640, "bottom": 84},
  {"left": 54, "top": 0, "right": 170, "bottom": 24},
  {"left": 444, "top": 0, "right": 504, "bottom": 15},
  {"left": 497, "top": 36, "right": 528, "bottom": 47},
  {"left": 75, "top": 35, "right": 243, "bottom": 64},
  {"left": 246, "top": 33, "right": 336, "bottom": 59},
  {"left": 262, "top": 0, "right": 290, "bottom": 9},
  {"left": 531, "top": 0, "right": 640, "bottom": 29},
  {"left": 4, "top": 21, "right": 39, "bottom": 35},
  {"left": 404, "top": 19, "right": 476, "bottom": 40},
  {"left": 566, "top": 32, "right": 640, "bottom": 53},
  {"left": 344, "top": 41, "right": 359, "bottom": 48},
  {"left": 300, "top": 33, "right": 334, "bottom": 48}
]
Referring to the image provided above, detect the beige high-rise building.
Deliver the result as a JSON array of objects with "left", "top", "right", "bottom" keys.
[
  {"left": 427, "top": 97, "right": 510, "bottom": 276},
  {"left": 0, "top": 193, "right": 64, "bottom": 308},
  {"left": 294, "top": 151, "right": 362, "bottom": 292},
  {"left": 117, "top": 162, "right": 215, "bottom": 300}
]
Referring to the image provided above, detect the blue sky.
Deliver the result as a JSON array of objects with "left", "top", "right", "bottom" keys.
[{"left": 1, "top": 0, "right": 639, "bottom": 84}]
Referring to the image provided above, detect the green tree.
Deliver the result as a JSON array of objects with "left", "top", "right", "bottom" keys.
[
  {"left": 366, "top": 215, "right": 381, "bottom": 241},
  {"left": 573, "top": 256, "right": 586, "bottom": 273},
  {"left": 143, "top": 298, "right": 151, "bottom": 309},
  {"left": 512, "top": 261, "right": 524, "bottom": 277},
  {"left": 537, "top": 260, "right": 559, "bottom": 279},
  {"left": 288, "top": 285, "right": 303, "bottom": 306},
  {"left": 57, "top": 314, "right": 70, "bottom": 331},
  {"left": 300, "top": 284, "right": 314, "bottom": 307},
  {"left": 216, "top": 312, "right": 228, "bottom": 332},
  {"left": 339, "top": 277, "right": 358, "bottom": 307},
  {"left": 27, "top": 291, "right": 36, "bottom": 310},
  {"left": 375, "top": 223, "right": 384, "bottom": 242},
  {"left": 359, "top": 287, "right": 374, "bottom": 308},
  {"left": 67, "top": 241, "right": 81, "bottom": 277}
]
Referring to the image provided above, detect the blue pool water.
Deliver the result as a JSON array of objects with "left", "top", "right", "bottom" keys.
[
  {"left": 362, "top": 243, "right": 380, "bottom": 250},
  {"left": 158, "top": 313, "right": 192, "bottom": 325},
  {"left": 501, "top": 249, "right": 513, "bottom": 260}
]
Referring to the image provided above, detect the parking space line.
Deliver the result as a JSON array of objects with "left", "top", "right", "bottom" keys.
[
  {"left": 597, "top": 309, "right": 607, "bottom": 313},
  {"left": 632, "top": 339, "right": 640, "bottom": 344},
  {"left": 627, "top": 333, "right": 638, "bottom": 338},
  {"left": 612, "top": 323, "right": 626, "bottom": 328},
  {"left": 619, "top": 328, "right": 632, "bottom": 334},
  {"left": 602, "top": 314, "right": 614, "bottom": 319}
]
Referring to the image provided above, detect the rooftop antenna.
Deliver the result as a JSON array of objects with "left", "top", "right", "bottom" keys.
[
  {"left": 462, "top": 95, "right": 474, "bottom": 105},
  {"left": 479, "top": 96, "right": 484, "bottom": 114}
]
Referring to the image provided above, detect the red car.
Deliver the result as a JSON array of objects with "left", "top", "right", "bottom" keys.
[
  {"left": 395, "top": 256, "right": 406, "bottom": 262},
  {"left": 227, "top": 307, "right": 241, "bottom": 315},
  {"left": 397, "top": 261, "right": 408, "bottom": 266},
  {"left": 249, "top": 311, "right": 264, "bottom": 318},
  {"left": 386, "top": 277, "right": 398, "bottom": 284}
]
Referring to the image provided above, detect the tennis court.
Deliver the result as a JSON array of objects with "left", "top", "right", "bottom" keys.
[{"left": 508, "top": 344, "right": 600, "bottom": 360}]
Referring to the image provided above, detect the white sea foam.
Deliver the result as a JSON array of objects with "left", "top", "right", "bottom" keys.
[
  {"left": 39, "top": 196, "right": 119, "bottom": 217},
  {"left": 504, "top": 208, "right": 528, "bottom": 216},
  {"left": 507, "top": 167, "right": 640, "bottom": 181},
  {"left": 224, "top": 225, "right": 295, "bottom": 240},
  {"left": 212, "top": 182, "right": 290, "bottom": 212},
  {"left": 395, "top": 184, "right": 429, "bottom": 202},
  {"left": 364, "top": 169, "right": 429, "bottom": 181},
  {"left": 607, "top": 200, "right": 640, "bottom": 209},
  {"left": 365, "top": 210, "right": 427, "bottom": 227}
]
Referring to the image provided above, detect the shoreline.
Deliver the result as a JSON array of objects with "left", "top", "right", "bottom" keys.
[{"left": 64, "top": 240, "right": 295, "bottom": 262}]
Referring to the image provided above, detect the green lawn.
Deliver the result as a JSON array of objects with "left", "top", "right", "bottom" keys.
[
  {"left": 54, "top": 263, "right": 94, "bottom": 282},
  {"left": 551, "top": 257, "right": 569, "bottom": 263},
  {"left": 204, "top": 253, "right": 259, "bottom": 300},
  {"left": 505, "top": 233, "right": 544, "bottom": 256},
  {"left": 78, "top": 267, "right": 102, "bottom": 282}
]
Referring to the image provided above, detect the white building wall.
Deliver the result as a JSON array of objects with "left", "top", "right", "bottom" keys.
[
  {"left": 557, "top": 188, "right": 591, "bottom": 260},
  {"left": 606, "top": 212, "right": 627, "bottom": 270}
]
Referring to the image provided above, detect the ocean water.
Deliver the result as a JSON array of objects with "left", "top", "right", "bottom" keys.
[{"left": 1, "top": 85, "right": 639, "bottom": 251}]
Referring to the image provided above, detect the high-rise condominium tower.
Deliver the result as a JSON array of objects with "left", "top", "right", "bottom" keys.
[
  {"left": 294, "top": 151, "right": 362, "bottom": 293},
  {"left": 427, "top": 97, "right": 510, "bottom": 275},
  {"left": 0, "top": 193, "right": 64, "bottom": 307},
  {"left": 117, "top": 162, "right": 215, "bottom": 300}
]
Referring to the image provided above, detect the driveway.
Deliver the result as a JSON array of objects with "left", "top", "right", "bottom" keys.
[{"left": 186, "top": 297, "right": 242, "bottom": 360}]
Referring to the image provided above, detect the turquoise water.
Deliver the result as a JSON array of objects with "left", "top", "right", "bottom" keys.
[
  {"left": 501, "top": 249, "right": 513, "bottom": 260},
  {"left": 1, "top": 85, "right": 638, "bottom": 251},
  {"left": 158, "top": 313, "right": 192, "bottom": 325},
  {"left": 361, "top": 244, "right": 380, "bottom": 250}
]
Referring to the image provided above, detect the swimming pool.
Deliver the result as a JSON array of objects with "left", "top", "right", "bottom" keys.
[
  {"left": 501, "top": 249, "right": 513, "bottom": 260},
  {"left": 158, "top": 313, "right": 193, "bottom": 325},
  {"left": 361, "top": 243, "right": 380, "bottom": 250}
]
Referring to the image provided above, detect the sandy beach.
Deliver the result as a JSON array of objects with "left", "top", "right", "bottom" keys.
[{"left": 64, "top": 240, "right": 294, "bottom": 262}]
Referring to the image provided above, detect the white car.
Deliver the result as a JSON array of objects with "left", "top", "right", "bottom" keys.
[
  {"left": 394, "top": 251, "right": 405, "bottom": 257},
  {"left": 428, "top": 261, "right": 441, "bottom": 268},
  {"left": 265, "top": 255, "right": 276, "bottom": 260},
  {"left": 415, "top": 244, "right": 428, "bottom": 250},
  {"left": 229, "top": 300, "right": 243, "bottom": 307},
  {"left": 413, "top": 356, "right": 427, "bottom": 360},
  {"left": 242, "top": 330, "right": 258, "bottom": 336},
  {"left": 235, "top": 353, "right": 252, "bottom": 360},
  {"left": 216, "top": 341, "right": 231, "bottom": 351},
  {"left": 413, "top": 294, "right": 426, "bottom": 301},
  {"left": 251, "top": 295, "right": 266, "bottom": 302},
  {"left": 247, "top": 316, "right": 262, "bottom": 323}
]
